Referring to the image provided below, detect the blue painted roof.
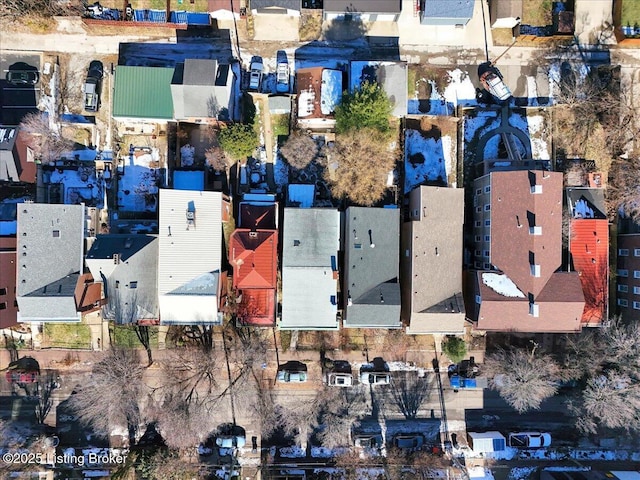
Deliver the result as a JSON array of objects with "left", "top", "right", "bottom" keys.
[{"left": 422, "top": 0, "right": 474, "bottom": 19}]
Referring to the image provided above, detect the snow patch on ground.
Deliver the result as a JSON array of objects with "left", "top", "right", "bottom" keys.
[
  {"left": 279, "top": 446, "right": 306, "bottom": 458},
  {"left": 443, "top": 69, "right": 477, "bottom": 107},
  {"left": 482, "top": 273, "right": 525, "bottom": 298},
  {"left": 508, "top": 466, "right": 538, "bottom": 480},
  {"left": 404, "top": 129, "right": 447, "bottom": 193}
]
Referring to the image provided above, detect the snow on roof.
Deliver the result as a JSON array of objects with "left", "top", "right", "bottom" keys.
[
  {"left": 320, "top": 69, "right": 342, "bottom": 116},
  {"left": 468, "top": 467, "right": 496, "bottom": 480},
  {"left": 574, "top": 198, "right": 594, "bottom": 218},
  {"left": 482, "top": 272, "right": 525, "bottom": 298}
]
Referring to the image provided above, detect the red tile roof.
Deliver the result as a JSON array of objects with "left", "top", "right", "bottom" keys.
[
  {"left": 570, "top": 219, "right": 608, "bottom": 325},
  {"left": 230, "top": 229, "right": 277, "bottom": 289},
  {"left": 230, "top": 228, "right": 277, "bottom": 326}
]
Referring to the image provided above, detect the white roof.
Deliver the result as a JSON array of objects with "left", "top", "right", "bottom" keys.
[{"left": 158, "top": 189, "right": 223, "bottom": 324}]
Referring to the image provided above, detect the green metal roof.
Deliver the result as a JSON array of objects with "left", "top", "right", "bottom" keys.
[{"left": 113, "top": 66, "right": 174, "bottom": 120}]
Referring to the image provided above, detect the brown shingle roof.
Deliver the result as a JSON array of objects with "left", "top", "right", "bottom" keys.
[
  {"left": 487, "top": 170, "right": 563, "bottom": 297},
  {"left": 476, "top": 271, "right": 585, "bottom": 332}
]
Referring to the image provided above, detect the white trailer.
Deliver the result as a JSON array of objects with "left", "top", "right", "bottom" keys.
[{"left": 467, "top": 431, "right": 507, "bottom": 453}]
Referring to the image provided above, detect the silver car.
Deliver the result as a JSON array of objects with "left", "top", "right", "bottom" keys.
[{"left": 360, "top": 372, "right": 391, "bottom": 385}]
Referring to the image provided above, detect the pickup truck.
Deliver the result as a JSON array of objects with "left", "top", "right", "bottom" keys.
[
  {"left": 275, "top": 50, "right": 289, "bottom": 93},
  {"left": 84, "top": 60, "right": 104, "bottom": 112}
]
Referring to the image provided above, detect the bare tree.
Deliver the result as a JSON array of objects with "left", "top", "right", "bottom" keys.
[
  {"left": 160, "top": 347, "right": 220, "bottom": 408},
  {"left": 67, "top": 348, "right": 147, "bottom": 444},
  {"left": 19, "top": 112, "right": 72, "bottom": 165},
  {"left": 280, "top": 131, "right": 321, "bottom": 170},
  {"left": 573, "top": 372, "right": 640, "bottom": 434},
  {"left": 34, "top": 371, "right": 58, "bottom": 424},
  {"left": 139, "top": 450, "right": 203, "bottom": 480},
  {"left": 205, "top": 146, "right": 232, "bottom": 172},
  {"left": 324, "top": 128, "right": 397, "bottom": 206},
  {"left": 484, "top": 346, "right": 561, "bottom": 413},
  {"left": 317, "top": 387, "right": 367, "bottom": 448},
  {"left": 609, "top": 155, "right": 640, "bottom": 220},
  {"left": 387, "top": 373, "right": 434, "bottom": 420}
]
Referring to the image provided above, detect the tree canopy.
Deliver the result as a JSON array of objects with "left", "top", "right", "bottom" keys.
[
  {"left": 324, "top": 128, "right": 397, "bottom": 206},
  {"left": 335, "top": 81, "right": 392, "bottom": 134},
  {"left": 218, "top": 123, "right": 259, "bottom": 161}
]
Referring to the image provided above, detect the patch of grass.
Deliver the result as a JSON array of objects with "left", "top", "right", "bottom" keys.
[
  {"left": 112, "top": 325, "right": 159, "bottom": 348},
  {"left": 407, "top": 67, "right": 416, "bottom": 96},
  {"left": 43, "top": 323, "right": 92, "bottom": 349},
  {"left": 272, "top": 114, "right": 290, "bottom": 140},
  {"left": 522, "top": 0, "right": 552, "bottom": 26},
  {"left": 622, "top": 0, "right": 640, "bottom": 27}
]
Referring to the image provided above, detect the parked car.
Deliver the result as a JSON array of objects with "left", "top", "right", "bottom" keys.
[
  {"left": 83, "top": 60, "right": 104, "bottom": 112},
  {"left": 359, "top": 372, "right": 391, "bottom": 385},
  {"left": 325, "top": 372, "right": 353, "bottom": 387},
  {"left": 6, "top": 62, "right": 39, "bottom": 85},
  {"left": 275, "top": 50, "right": 290, "bottom": 93},
  {"left": 216, "top": 434, "right": 246, "bottom": 449},
  {"left": 249, "top": 58, "right": 263, "bottom": 91},
  {"left": 393, "top": 434, "right": 424, "bottom": 452},
  {"left": 508, "top": 432, "right": 551, "bottom": 448},
  {"left": 478, "top": 62, "right": 512, "bottom": 103},
  {"left": 277, "top": 362, "right": 308, "bottom": 383},
  {"left": 353, "top": 433, "right": 383, "bottom": 449}
]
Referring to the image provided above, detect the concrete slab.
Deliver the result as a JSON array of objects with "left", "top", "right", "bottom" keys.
[
  {"left": 253, "top": 14, "right": 300, "bottom": 41},
  {"left": 574, "top": 0, "right": 615, "bottom": 45},
  {"left": 398, "top": 0, "right": 493, "bottom": 50}
]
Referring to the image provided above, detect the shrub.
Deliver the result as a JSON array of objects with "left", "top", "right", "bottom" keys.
[
  {"left": 335, "top": 81, "right": 392, "bottom": 135},
  {"left": 442, "top": 336, "right": 467, "bottom": 363}
]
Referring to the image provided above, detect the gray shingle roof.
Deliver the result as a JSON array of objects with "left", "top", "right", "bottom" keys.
[
  {"left": 86, "top": 234, "right": 159, "bottom": 323},
  {"left": 281, "top": 208, "right": 340, "bottom": 330},
  {"left": 171, "top": 60, "right": 234, "bottom": 120},
  {"left": 17, "top": 203, "right": 85, "bottom": 321},
  {"left": 344, "top": 207, "right": 401, "bottom": 328}
]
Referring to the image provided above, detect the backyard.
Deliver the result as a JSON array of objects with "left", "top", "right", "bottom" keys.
[
  {"left": 42, "top": 323, "right": 92, "bottom": 349},
  {"left": 111, "top": 324, "right": 159, "bottom": 348}
]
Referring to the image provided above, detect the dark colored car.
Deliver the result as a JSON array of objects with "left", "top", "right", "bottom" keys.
[
  {"left": 84, "top": 60, "right": 104, "bottom": 112},
  {"left": 6, "top": 62, "right": 39, "bottom": 85}
]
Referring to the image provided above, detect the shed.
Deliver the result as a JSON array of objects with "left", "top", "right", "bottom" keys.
[{"left": 269, "top": 95, "right": 291, "bottom": 114}]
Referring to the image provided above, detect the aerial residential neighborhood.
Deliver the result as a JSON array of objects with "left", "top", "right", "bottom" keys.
[{"left": 1, "top": 0, "right": 640, "bottom": 479}]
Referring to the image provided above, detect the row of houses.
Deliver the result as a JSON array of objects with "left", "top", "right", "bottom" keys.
[{"left": 0, "top": 168, "right": 614, "bottom": 335}]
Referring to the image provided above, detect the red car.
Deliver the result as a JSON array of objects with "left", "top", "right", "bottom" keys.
[{"left": 5, "top": 371, "right": 39, "bottom": 383}]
